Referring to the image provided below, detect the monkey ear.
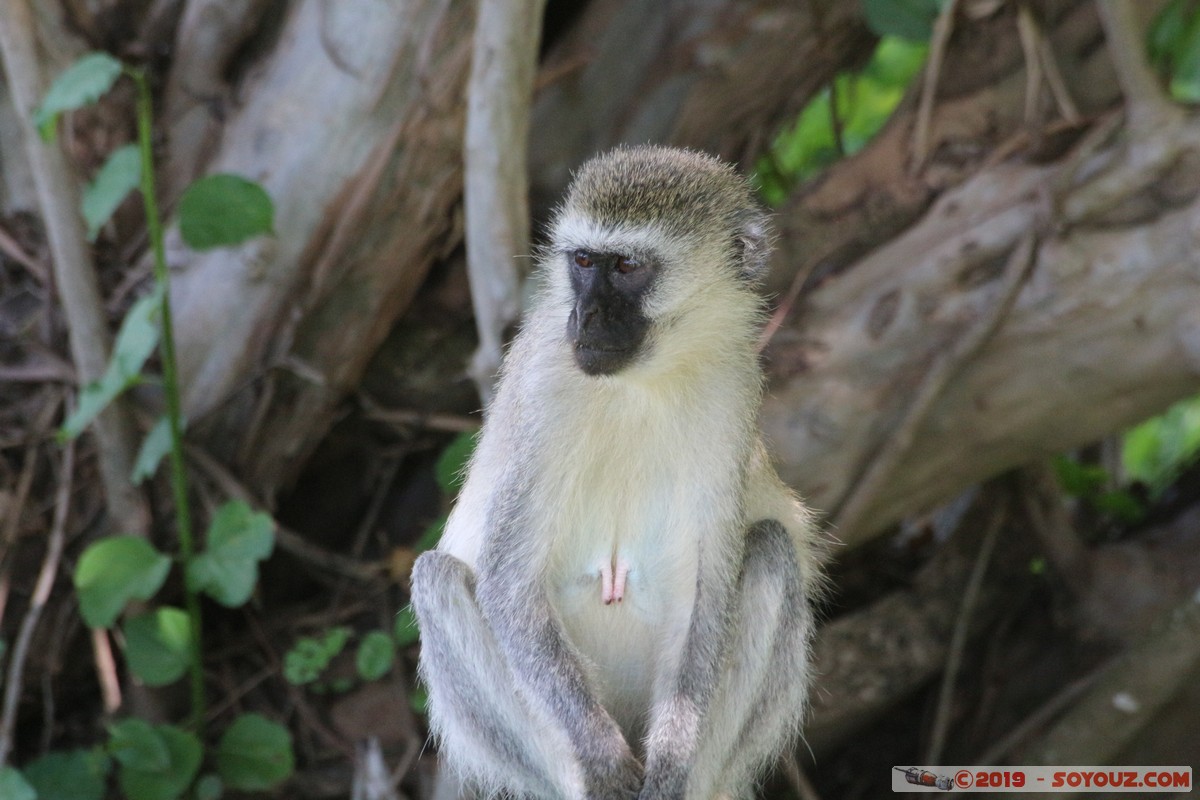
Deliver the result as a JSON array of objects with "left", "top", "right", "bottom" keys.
[{"left": 734, "top": 210, "right": 773, "bottom": 283}]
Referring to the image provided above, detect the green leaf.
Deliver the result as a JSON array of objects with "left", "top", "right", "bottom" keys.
[
  {"left": 60, "top": 285, "right": 163, "bottom": 440},
  {"left": 393, "top": 605, "right": 420, "bottom": 647},
  {"left": 35, "top": 52, "right": 123, "bottom": 140},
  {"left": 1149, "top": 0, "right": 1195, "bottom": 68},
  {"left": 194, "top": 774, "right": 223, "bottom": 800},
  {"left": 132, "top": 415, "right": 181, "bottom": 485},
  {"left": 409, "top": 684, "right": 428, "bottom": 715},
  {"left": 74, "top": 535, "right": 171, "bottom": 628},
  {"left": 1052, "top": 455, "right": 1108, "bottom": 498},
  {"left": 215, "top": 714, "right": 294, "bottom": 791},
  {"left": 435, "top": 431, "right": 478, "bottom": 494},
  {"left": 109, "top": 720, "right": 202, "bottom": 800},
  {"left": 178, "top": 174, "right": 274, "bottom": 250},
  {"left": 356, "top": 630, "right": 395, "bottom": 681},
  {"left": 123, "top": 607, "right": 192, "bottom": 686},
  {"left": 108, "top": 719, "right": 171, "bottom": 772},
  {"left": 861, "top": 0, "right": 942, "bottom": 41},
  {"left": 283, "top": 627, "right": 350, "bottom": 685},
  {"left": 24, "top": 748, "right": 110, "bottom": 800},
  {"left": 1169, "top": 9, "right": 1200, "bottom": 102},
  {"left": 83, "top": 144, "right": 141, "bottom": 241},
  {"left": 0, "top": 766, "right": 37, "bottom": 800},
  {"left": 186, "top": 501, "right": 275, "bottom": 607}
]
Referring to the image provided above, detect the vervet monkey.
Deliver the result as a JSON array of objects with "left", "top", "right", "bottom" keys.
[{"left": 411, "top": 146, "right": 820, "bottom": 799}]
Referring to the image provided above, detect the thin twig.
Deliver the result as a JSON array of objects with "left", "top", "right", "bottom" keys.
[
  {"left": 91, "top": 627, "right": 123, "bottom": 714},
  {"left": 0, "top": 438, "right": 74, "bottom": 766},
  {"left": 361, "top": 404, "right": 481, "bottom": 434},
  {"left": 1034, "top": 11, "right": 1080, "bottom": 124},
  {"left": 1016, "top": 3, "right": 1044, "bottom": 125},
  {"left": 0, "top": 222, "right": 47, "bottom": 284},
  {"left": 833, "top": 233, "right": 1037, "bottom": 539},
  {"left": 187, "top": 446, "right": 382, "bottom": 582},
  {"left": 975, "top": 661, "right": 1106, "bottom": 765},
  {"left": 924, "top": 502, "right": 1005, "bottom": 764},
  {"left": 0, "top": 0, "right": 149, "bottom": 537},
  {"left": 781, "top": 754, "right": 823, "bottom": 800},
  {"left": 911, "top": 0, "right": 960, "bottom": 172}
]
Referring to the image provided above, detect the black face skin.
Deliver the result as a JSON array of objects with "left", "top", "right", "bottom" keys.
[{"left": 565, "top": 249, "right": 657, "bottom": 375}]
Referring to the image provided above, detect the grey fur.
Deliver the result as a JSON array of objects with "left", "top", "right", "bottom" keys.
[{"left": 410, "top": 146, "right": 819, "bottom": 799}]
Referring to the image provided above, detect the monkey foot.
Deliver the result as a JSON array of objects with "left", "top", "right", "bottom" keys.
[{"left": 600, "top": 560, "right": 629, "bottom": 605}]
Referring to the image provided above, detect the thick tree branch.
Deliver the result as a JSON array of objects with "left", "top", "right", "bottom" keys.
[
  {"left": 0, "top": 0, "right": 148, "bottom": 535},
  {"left": 462, "top": 0, "right": 546, "bottom": 403}
]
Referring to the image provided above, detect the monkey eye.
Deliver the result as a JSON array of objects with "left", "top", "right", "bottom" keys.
[
  {"left": 615, "top": 255, "right": 639, "bottom": 274},
  {"left": 573, "top": 250, "right": 594, "bottom": 268}
]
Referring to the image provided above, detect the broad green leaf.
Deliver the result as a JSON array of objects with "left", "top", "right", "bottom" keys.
[
  {"left": 0, "top": 767, "right": 37, "bottom": 800},
  {"left": 132, "top": 415, "right": 181, "bottom": 485},
  {"left": 283, "top": 627, "right": 350, "bottom": 685},
  {"left": 194, "top": 774, "right": 223, "bottom": 800},
  {"left": 178, "top": 174, "right": 274, "bottom": 250},
  {"left": 435, "top": 431, "right": 478, "bottom": 494},
  {"left": 74, "top": 535, "right": 170, "bottom": 628},
  {"left": 35, "top": 52, "right": 123, "bottom": 140},
  {"left": 24, "top": 748, "right": 110, "bottom": 800},
  {"left": 109, "top": 721, "right": 202, "bottom": 800},
  {"left": 356, "top": 630, "right": 395, "bottom": 681},
  {"left": 123, "top": 607, "right": 192, "bottom": 686},
  {"left": 108, "top": 719, "right": 171, "bottom": 772},
  {"left": 393, "top": 605, "right": 420, "bottom": 647},
  {"left": 60, "top": 285, "right": 163, "bottom": 440},
  {"left": 1169, "top": 9, "right": 1200, "bottom": 101},
  {"left": 861, "top": 0, "right": 941, "bottom": 41},
  {"left": 186, "top": 501, "right": 274, "bottom": 607},
  {"left": 83, "top": 144, "right": 141, "bottom": 240},
  {"left": 215, "top": 714, "right": 294, "bottom": 791},
  {"left": 1149, "top": 0, "right": 1195, "bottom": 69}
]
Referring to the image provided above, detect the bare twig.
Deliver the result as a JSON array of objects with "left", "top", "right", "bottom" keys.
[
  {"left": 1033, "top": 11, "right": 1080, "bottom": 124},
  {"left": 975, "top": 662, "right": 1104, "bottom": 764},
  {"left": 832, "top": 233, "right": 1036, "bottom": 539},
  {"left": 360, "top": 394, "right": 481, "bottom": 434},
  {"left": 0, "top": 0, "right": 149, "bottom": 537},
  {"left": 1016, "top": 3, "right": 1081, "bottom": 127},
  {"left": 924, "top": 503, "right": 1005, "bottom": 764},
  {"left": 188, "top": 446, "right": 381, "bottom": 582},
  {"left": 0, "top": 221, "right": 47, "bottom": 283},
  {"left": 462, "top": 0, "right": 548, "bottom": 403},
  {"left": 911, "top": 0, "right": 960, "bottom": 171},
  {"left": 782, "top": 754, "right": 823, "bottom": 800},
  {"left": 0, "top": 438, "right": 73, "bottom": 766}
]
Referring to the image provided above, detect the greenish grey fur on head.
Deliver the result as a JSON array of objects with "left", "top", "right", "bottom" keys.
[{"left": 563, "top": 145, "right": 758, "bottom": 237}]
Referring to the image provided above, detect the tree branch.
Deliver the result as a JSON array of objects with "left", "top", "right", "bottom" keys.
[
  {"left": 0, "top": 0, "right": 148, "bottom": 536},
  {"left": 462, "top": 0, "right": 547, "bottom": 403}
]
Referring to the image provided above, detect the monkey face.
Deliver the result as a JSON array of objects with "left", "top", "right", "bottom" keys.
[{"left": 565, "top": 248, "right": 658, "bottom": 375}]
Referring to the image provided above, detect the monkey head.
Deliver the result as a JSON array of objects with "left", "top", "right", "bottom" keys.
[{"left": 546, "top": 145, "right": 772, "bottom": 376}]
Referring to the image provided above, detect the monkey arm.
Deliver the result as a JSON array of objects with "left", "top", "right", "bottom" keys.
[
  {"left": 639, "top": 519, "right": 814, "bottom": 800},
  {"left": 474, "top": 494, "right": 645, "bottom": 799}
]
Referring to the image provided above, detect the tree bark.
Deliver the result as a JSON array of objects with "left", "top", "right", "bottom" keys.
[{"left": 168, "top": 0, "right": 473, "bottom": 497}]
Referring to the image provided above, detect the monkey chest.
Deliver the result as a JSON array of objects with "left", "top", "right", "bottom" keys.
[{"left": 545, "top": 480, "right": 702, "bottom": 731}]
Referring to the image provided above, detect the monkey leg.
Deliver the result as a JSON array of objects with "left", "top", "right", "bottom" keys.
[
  {"left": 410, "top": 551, "right": 588, "bottom": 798},
  {"left": 687, "top": 520, "right": 814, "bottom": 800}
]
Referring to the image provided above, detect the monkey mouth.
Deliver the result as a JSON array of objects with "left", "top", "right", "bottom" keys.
[{"left": 573, "top": 341, "right": 636, "bottom": 376}]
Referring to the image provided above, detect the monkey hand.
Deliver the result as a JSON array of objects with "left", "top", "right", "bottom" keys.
[{"left": 584, "top": 737, "right": 644, "bottom": 800}]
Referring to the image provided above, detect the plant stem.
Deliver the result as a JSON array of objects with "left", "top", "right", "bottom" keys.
[{"left": 131, "top": 68, "right": 206, "bottom": 733}]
